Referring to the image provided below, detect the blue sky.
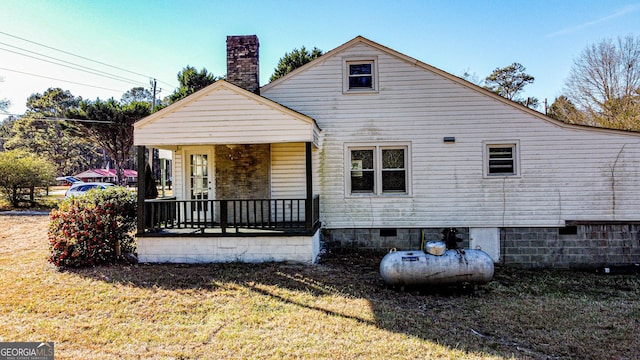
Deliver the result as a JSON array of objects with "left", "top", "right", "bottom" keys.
[{"left": 1, "top": 0, "right": 639, "bottom": 116}]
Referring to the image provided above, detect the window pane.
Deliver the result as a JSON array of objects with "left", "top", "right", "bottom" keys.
[
  {"left": 382, "top": 149, "right": 404, "bottom": 169},
  {"left": 489, "top": 160, "right": 514, "bottom": 173},
  {"left": 349, "top": 76, "right": 372, "bottom": 88},
  {"left": 351, "top": 171, "right": 374, "bottom": 192},
  {"left": 489, "top": 147, "right": 513, "bottom": 159},
  {"left": 382, "top": 170, "right": 406, "bottom": 192},
  {"left": 488, "top": 146, "right": 515, "bottom": 174},
  {"left": 351, "top": 150, "right": 373, "bottom": 169},
  {"left": 349, "top": 64, "right": 371, "bottom": 75}
]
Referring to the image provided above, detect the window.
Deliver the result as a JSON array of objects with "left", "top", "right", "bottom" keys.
[
  {"left": 484, "top": 142, "right": 519, "bottom": 177},
  {"left": 349, "top": 62, "right": 373, "bottom": 89},
  {"left": 347, "top": 144, "right": 409, "bottom": 195},
  {"left": 343, "top": 57, "right": 378, "bottom": 93}
]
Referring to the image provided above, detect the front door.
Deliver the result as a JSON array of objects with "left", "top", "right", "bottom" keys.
[{"left": 186, "top": 148, "right": 214, "bottom": 223}]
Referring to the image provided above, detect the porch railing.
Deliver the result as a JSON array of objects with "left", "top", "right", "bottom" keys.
[{"left": 144, "top": 196, "right": 320, "bottom": 234}]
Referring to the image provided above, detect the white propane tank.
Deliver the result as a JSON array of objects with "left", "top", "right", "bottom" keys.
[{"left": 379, "top": 249, "right": 494, "bottom": 286}]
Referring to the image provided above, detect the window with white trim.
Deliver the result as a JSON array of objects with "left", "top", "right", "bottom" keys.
[
  {"left": 484, "top": 142, "right": 519, "bottom": 176},
  {"left": 343, "top": 57, "right": 378, "bottom": 93},
  {"left": 347, "top": 144, "right": 409, "bottom": 195}
]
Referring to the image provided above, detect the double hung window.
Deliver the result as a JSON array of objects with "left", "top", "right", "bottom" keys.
[
  {"left": 343, "top": 57, "right": 378, "bottom": 93},
  {"left": 348, "top": 144, "right": 409, "bottom": 195}
]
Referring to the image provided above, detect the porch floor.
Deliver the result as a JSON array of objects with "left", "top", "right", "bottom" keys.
[{"left": 141, "top": 225, "right": 314, "bottom": 237}]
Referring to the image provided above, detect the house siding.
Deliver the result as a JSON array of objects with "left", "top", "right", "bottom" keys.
[
  {"left": 262, "top": 42, "right": 640, "bottom": 231},
  {"left": 134, "top": 87, "right": 315, "bottom": 146},
  {"left": 173, "top": 149, "right": 183, "bottom": 200},
  {"left": 271, "top": 142, "right": 306, "bottom": 199}
]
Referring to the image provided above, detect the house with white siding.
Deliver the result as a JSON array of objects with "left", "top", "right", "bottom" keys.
[{"left": 133, "top": 35, "right": 640, "bottom": 268}]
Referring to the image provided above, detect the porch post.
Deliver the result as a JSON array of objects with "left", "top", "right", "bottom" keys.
[
  {"left": 305, "top": 142, "right": 313, "bottom": 231},
  {"left": 136, "top": 145, "right": 147, "bottom": 235}
]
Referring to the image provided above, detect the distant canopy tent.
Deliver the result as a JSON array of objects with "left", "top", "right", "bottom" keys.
[{"left": 74, "top": 168, "right": 138, "bottom": 184}]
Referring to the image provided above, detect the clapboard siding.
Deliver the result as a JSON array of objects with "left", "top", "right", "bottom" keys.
[
  {"left": 271, "top": 143, "right": 306, "bottom": 200},
  {"left": 172, "top": 149, "right": 184, "bottom": 200},
  {"left": 262, "top": 41, "right": 640, "bottom": 229},
  {"left": 135, "top": 85, "right": 316, "bottom": 146}
]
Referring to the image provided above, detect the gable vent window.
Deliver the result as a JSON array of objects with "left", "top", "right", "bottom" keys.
[
  {"left": 484, "top": 141, "right": 520, "bottom": 177},
  {"left": 343, "top": 57, "right": 378, "bottom": 93}
]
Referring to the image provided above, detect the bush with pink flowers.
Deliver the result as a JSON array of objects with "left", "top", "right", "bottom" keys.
[{"left": 48, "top": 187, "right": 136, "bottom": 268}]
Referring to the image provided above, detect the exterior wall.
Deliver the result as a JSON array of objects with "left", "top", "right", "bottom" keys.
[
  {"left": 137, "top": 231, "right": 321, "bottom": 264},
  {"left": 271, "top": 142, "right": 306, "bottom": 199},
  {"left": 134, "top": 87, "right": 316, "bottom": 146},
  {"left": 172, "top": 149, "right": 183, "bottom": 199},
  {"left": 323, "top": 225, "right": 640, "bottom": 268},
  {"left": 271, "top": 142, "right": 307, "bottom": 220},
  {"left": 215, "top": 144, "right": 270, "bottom": 199},
  {"left": 174, "top": 143, "right": 307, "bottom": 201},
  {"left": 262, "top": 41, "right": 640, "bottom": 230},
  {"left": 323, "top": 228, "right": 470, "bottom": 250},
  {"left": 502, "top": 225, "right": 640, "bottom": 268}
]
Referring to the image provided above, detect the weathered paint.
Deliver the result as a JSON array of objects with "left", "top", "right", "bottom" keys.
[
  {"left": 134, "top": 81, "right": 319, "bottom": 147},
  {"left": 262, "top": 38, "right": 640, "bottom": 229}
]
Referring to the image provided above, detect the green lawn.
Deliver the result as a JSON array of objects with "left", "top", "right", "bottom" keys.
[{"left": 0, "top": 214, "right": 638, "bottom": 359}]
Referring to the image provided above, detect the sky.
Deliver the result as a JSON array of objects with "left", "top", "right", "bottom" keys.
[{"left": 1, "top": 0, "right": 639, "bottom": 117}]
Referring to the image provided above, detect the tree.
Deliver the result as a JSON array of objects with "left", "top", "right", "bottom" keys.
[
  {"left": 3, "top": 88, "right": 102, "bottom": 176},
  {"left": 565, "top": 35, "right": 640, "bottom": 130},
  {"left": 484, "top": 62, "right": 538, "bottom": 108},
  {"left": 167, "top": 66, "right": 218, "bottom": 104},
  {"left": 0, "top": 117, "right": 14, "bottom": 150},
  {"left": 68, "top": 99, "right": 150, "bottom": 185},
  {"left": 121, "top": 87, "right": 152, "bottom": 105},
  {"left": 548, "top": 95, "right": 584, "bottom": 124},
  {"left": 0, "top": 150, "right": 56, "bottom": 207},
  {"left": 270, "top": 46, "right": 323, "bottom": 82},
  {"left": 460, "top": 69, "right": 483, "bottom": 86}
]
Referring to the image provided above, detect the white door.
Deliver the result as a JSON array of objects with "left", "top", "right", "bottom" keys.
[
  {"left": 469, "top": 228, "right": 500, "bottom": 263},
  {"left": 186, "top": 149, "right": 214, "bottom": 223}
]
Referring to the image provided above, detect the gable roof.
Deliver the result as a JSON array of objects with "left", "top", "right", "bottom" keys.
[
  {"left": 134, "top": 80, "right": 321, "bottom": 147},
  {"left": 262, "top": 35, "right": 639, "bottom": 137}
]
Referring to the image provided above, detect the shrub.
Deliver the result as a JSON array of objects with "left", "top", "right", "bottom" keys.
[
  {"left": 48, "top": 187, "right": 136, "bottom": 268},
  {"left": 0, "top": 150, "right": 56, "bottom": 207}
]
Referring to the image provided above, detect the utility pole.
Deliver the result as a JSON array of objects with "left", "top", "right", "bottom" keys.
[
  {"left": 148, "top": 78, "right": 157, "bottom": 167},
  {"left": 150, "top": 78, "right": 157, "bottom": 112}
]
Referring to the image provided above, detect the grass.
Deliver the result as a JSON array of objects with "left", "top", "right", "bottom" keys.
[{"left": 0, "top": 215, "right": 639, "bottom": 359}]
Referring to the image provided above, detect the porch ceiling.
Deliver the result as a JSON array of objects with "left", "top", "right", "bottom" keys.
[{"left": 134, "top": 80, "right": 320, "bottom": 148}]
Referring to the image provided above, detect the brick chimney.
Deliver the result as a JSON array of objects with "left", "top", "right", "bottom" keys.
[{"left": 226, "top": 35, "right": 260, "bottom": 94}]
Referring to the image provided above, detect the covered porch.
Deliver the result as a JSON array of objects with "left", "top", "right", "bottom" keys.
[
  {"left": 143, "top": 196, "right": 320, "bottom": 235},
  {"left": 133, "top": 81, "right": 322, "bottom": 263}
]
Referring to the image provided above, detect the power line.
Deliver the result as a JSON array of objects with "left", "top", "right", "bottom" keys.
[
  {"left": 0, "top": 44, "right": 148, "bottom": 88},
  {"left": 0, "top": 112, "right": 114, "bottom": 124},
  {"left": 0, "top": 66, "right": 128, "bottom": 94},
  {"left": 0, "top": 30, "right": 177, "bottom": 89}
]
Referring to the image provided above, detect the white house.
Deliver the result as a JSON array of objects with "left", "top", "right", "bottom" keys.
[{"left": 133, "top": 35, "right": 640, "bottom": 267}]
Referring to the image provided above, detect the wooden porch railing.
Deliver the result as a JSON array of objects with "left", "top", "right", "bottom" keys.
[{"left": 144, "top": 196, "right": 320, "bottom": 234}]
